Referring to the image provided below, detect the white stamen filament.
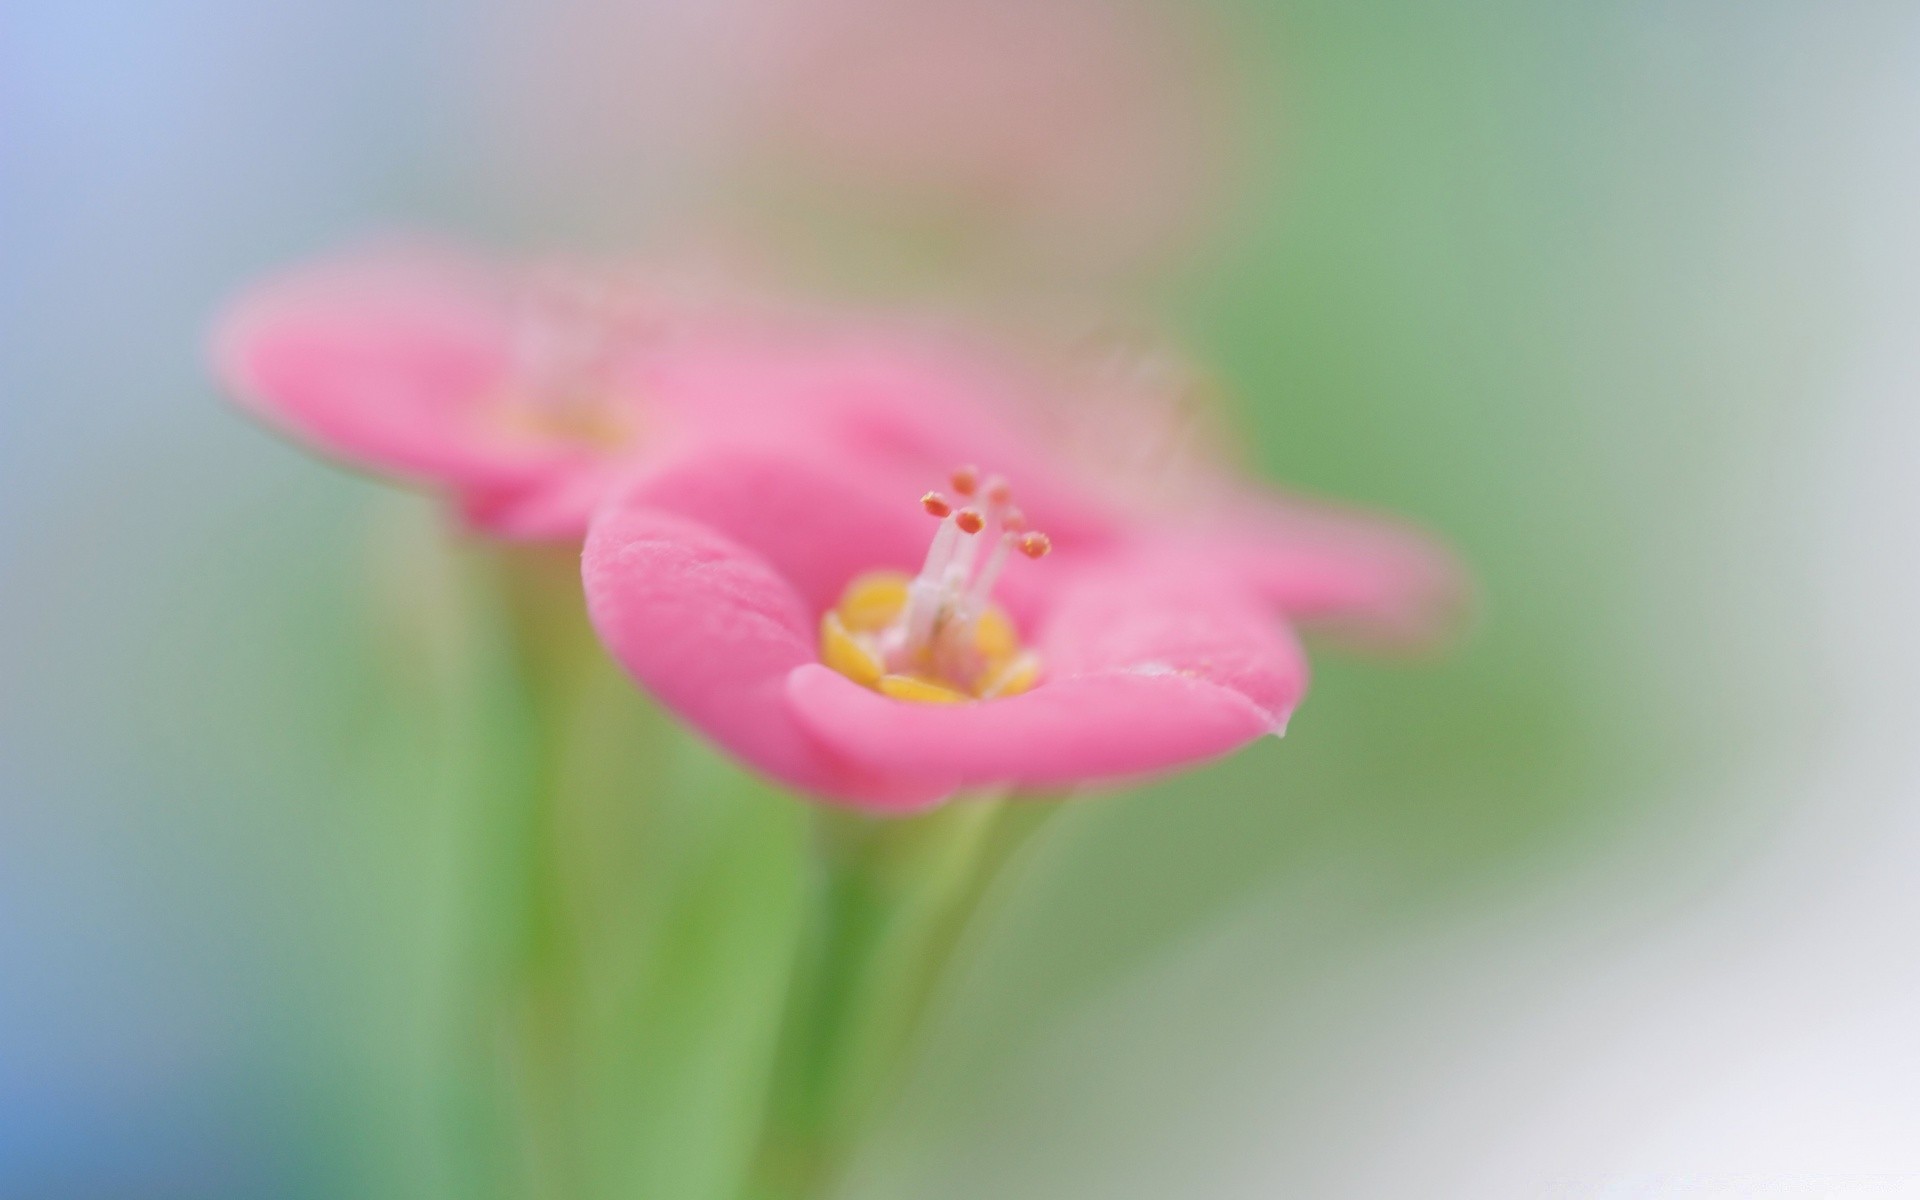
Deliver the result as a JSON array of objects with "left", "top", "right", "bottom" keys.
[
  {"left": 948, "top": 524, "right": 983, "bottom": 582},
  {"left": 963, "top": 533, "right": 1014, "bottom": 617},
  {"left": 881, "top": 470, "right": 1052, "bottom": 689},
  {"left": 919, "top": 515, "right": 960, "bottom": 579},
  {"left": 900, "top": 578, "right": 945, "bottom": 654}
]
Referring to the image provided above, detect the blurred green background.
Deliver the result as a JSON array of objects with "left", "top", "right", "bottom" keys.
[{"left": 5, "top": 1, "right": 1914, "bottom": 1196}]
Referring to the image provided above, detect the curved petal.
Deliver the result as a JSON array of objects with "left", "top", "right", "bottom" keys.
[
  {"left": 786, "top": 664, "right": 1277, "bottom": 792},
  {"left": 456, "top": 466, "right": 622, "bottom": 542},
  {"left": 1197, "top": 494, "right": 1468, "bottom": 648},
  {"left": 617, "top": 439, "right": 935, "bottom": 614},
  {"left": 801, "top": 337, "right": 1128, "bottom": 549},
  {"left": 631, "top": 331, "right": 1126, "bottom": 549},
  {"left": 786, "top": 560, "right": 1304, "bottom": 790},
  {"left": 583, "top": 500, "right": 954, "bottom": 810},
  {"left": 211, "top": 241, "right": 586, "bottom": 487},
  {"left": 1038, "top": 558, "right": 1308, "bottom": 721}
]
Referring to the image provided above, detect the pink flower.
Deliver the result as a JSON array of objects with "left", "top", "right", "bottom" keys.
[
  {"left": 211, "top": 240, "right": 820, "bottom": 539},
  {"left": 576, "top": 332, "right": 1459, "bottom": 810},
  {"left": 580, "top": 331, "right": 1462, "bottom": 811},
  {"left": 584, "top": 442, "right": 1308, "bottom": 810}
]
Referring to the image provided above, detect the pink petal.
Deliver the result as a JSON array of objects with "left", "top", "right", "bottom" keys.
[
  {"left": 211, "top": 241, "right": 585, "bottom": 488},
  {"left": 786, "top": 560, "right": 1305, "bottom": 791},
  {"left": 616, "top": 439, "right": 936, "bottom": 613},
  {"left": 630, "top": 331, "right": 1126, "bottom": 550},
  {"left": 1039, "top": 558, "right": 1308, "bottom": 721},
  {"left": 1199, "top": 494, "right": 1468, "bottom": 647},
  {"left": 583, "top": 500, "right": 954, "bottom": 810},
  {"left": 798, "top": 339, "right": 1127, "bottom": 548},
  {"left": 456, "top": 465, "right": 624, "bottom": 542},
  {"left": 786, "top": 664, "right": 1277, "bottom": 792}
]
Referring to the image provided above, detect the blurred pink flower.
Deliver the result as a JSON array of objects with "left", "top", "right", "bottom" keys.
[
  {"left": 755, "top": 0, "right": 1234, "bottom": 274},
  {"left": 581, "top": 338, "right": 1459, "bottom": 810},
  {"left": 1032, "top": 340, "right": 1468, "bottom": 647},
  {"left": 477, "top": 0, "right": 1235, "bottom": 282},
  {"left": 213, "top": 240, "right": 812, "bottom": 539}
]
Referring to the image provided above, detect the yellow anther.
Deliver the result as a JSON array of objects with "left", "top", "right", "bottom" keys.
[
  {"left": 973, "top": 605, "right": 1019, "bottom": 663},
  {"left": 835, "top": 571, "right": 911, "bottom": 632},
  {"left": 819, "top": 611, "right": 885, "bottom": 687},
  {"left": 982, "top": 652, "right": 1041, "bottom": 698},
  {"left": 877, "top": 673, "right": 970, "bottom": 704}
]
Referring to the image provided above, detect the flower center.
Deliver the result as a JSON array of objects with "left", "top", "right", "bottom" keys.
[
  {"left": 487, "top": 267, "right": 648, "bottom": 451},
  {"left": 819, "top": 466, "right": 1052, "bottom": 704}
]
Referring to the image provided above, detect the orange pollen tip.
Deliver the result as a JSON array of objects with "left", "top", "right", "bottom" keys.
[
  {"left": 1018, "top": 531, "right": 1052, "bottom": 558},
  {"left": 1000, "top": 506, "right": 1027, "bottom": 533},
  {"left": 955, "top": 509, "right": 986, "bottom": 535},
  {"left": 983, "top": 477, "right": 1013, "bottom": 505},
  {"left": 950, "top": 465, "right": 980, "bottom": 496},
  {"left": 921, "top": 491, "right": 952, "bottom": 518}
]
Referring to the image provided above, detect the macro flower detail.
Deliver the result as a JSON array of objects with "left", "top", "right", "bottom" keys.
[
  {"left": 818, "top": 467, "right": 1052, "bottom": 705},
  {"left": 583, "top": 442, "right": 1309, "bottom": 811}
]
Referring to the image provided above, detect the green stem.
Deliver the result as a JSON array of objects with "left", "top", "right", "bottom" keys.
[
  {"left": 433, "top": 537, "right": 810, "bottom": 1200},
  {"left": 432, "top": 541, "right": 600, "bottom": 1200},
  {"left": 748, "top": 799, "right": 1057, "bottom": 1199}
]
